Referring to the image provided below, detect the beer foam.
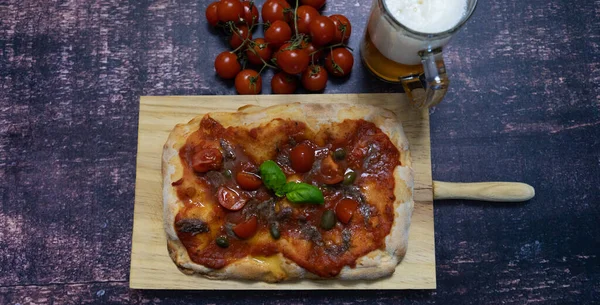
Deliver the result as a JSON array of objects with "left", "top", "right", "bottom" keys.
[{"left": 386, "top": 0, "right": 467, "bottom": 33}]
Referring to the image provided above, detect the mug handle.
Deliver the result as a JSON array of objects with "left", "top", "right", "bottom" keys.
[{"left": 400, "top": 48, "right": 449, "bottom": 108}]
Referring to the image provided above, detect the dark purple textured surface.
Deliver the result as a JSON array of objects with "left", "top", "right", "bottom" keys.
[{"left": 1, "top": 0, "right": 599, "bottom": 304}]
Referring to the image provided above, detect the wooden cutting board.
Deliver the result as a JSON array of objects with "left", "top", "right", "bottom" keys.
[{"left": 130, "top": 94, "right": 435, "bottom": 290}]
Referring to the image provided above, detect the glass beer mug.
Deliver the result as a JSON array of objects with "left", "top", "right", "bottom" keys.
[{"left": 360, "top": 0, "right": 478, "bottom": 108}]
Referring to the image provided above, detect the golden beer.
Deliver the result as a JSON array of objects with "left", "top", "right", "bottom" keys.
[
  {"left": 360, "top": 0, "right": 478, "bottom": 107},
  {"left": 360, "top": 30, "right": 423, "bottom": 83}
]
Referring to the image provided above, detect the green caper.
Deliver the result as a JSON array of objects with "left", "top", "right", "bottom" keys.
[
  {"left": 333, "top": 148, "right": 347, "bottom": 160},
  {"left": 216, "top": 236, "right": 229, "bottom": 248},
  {"left": 223, "top": 169, "right": 232, "bottom": 178},
  {"left": 270, "top": 223, "right": 280, "bottom": 240},
  {"left": 320, "top": 210, "right": 336, "bottom": 230},
  {"left": 343, "top": 170, "right": 357, "bottom": 185}
]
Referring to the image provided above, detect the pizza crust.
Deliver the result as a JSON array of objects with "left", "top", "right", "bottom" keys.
[{"left": 162, "top": 103, "right": 414, "bottom": 282}]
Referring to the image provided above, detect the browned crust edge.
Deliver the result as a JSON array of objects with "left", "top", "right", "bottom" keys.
[{"left": 161, "top": 103, "right": 414, "bottom": 283}]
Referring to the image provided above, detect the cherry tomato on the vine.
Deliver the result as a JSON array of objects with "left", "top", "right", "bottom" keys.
[
  {"left": 300, "top": 0, "right": 326, "bottom": 10},
  {"left": 229, "top": 24, "right": 252, "bottom": 49},
  {"left": 301, "top": 65, "right": 328, "bottom": 92},
  {"left": 246, "top": 38, "right": 272, "bottom": 65},
  {"left": 241, "top": 1, "right": 259, "bottom": 27},
  {"left": 309, "top": 16, "right": 335, "bottom": 46},
  {"left": 235, "top": 69, "right": 262, "bottom": 94},
  {"left": 294, "top": 5, "right": 319, "bottom": 35},
  {"left": 271, "top": 72, "right": 298, "bottom": 94},
  {"left": 276, "top": 43, "right": 310, "bottom": 75},
  {"left": 205, "top": 2, "right": 220, "bottom": 27},
  {"left": 325, "top": 47, "right": 354, "bottom": 77},
  {"left": 330, "top": 14, "right": 352, "bottom": 44},
  {"left": 264, "top": 20, "right": 292, "bottom": 50},
  {"left": 214, "top": 51, "right": 241, "bottom": 79},
  {"left": 207, "top": 0, "right": 354, "bottom": 95},
  {"left": 304, "top": 42, "right": 324, "bottom": 62},
  {"left": 217, "top": 0, "right": 244, "bottom": 23},
  {"left": 262, "top": 0, "right": 292, "bottom": 24}
]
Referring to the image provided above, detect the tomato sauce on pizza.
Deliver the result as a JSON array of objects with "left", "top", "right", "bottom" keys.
[{"left": 171, "top": 115, "right": 400, "bottom": 277}]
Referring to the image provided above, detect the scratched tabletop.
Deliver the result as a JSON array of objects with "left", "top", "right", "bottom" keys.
[{"left": 1, "top": 0, "right": 599, "bottom": 304}]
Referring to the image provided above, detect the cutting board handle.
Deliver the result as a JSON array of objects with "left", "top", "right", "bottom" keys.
[{"left": 433, "top": 181, "right": 535, "bottom": 202}]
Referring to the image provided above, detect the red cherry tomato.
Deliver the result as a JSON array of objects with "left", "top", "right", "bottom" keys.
[
  {"left": 229, "top": 25, "right": 252, "bottom": 49},
  {"left": 236, "top": 171, "right": 262, "bottom": 190},
  {"left": 241, "top": 1, "right": 259, "bottom": 26},
  {"left": 262, "top": 0, "right": 292, "bottom": 24},
  {"left": 217, "top": 186, "right": 248, "bottom": 211},
  {"left": 217, "top": 0, "right": 244, "bottom": 23},
  {"left": 335, "top": 198, "right": 359, "bottom": 224},
  {"left": 233, "top": 216, "right": 258, "bottom": 239},
  {"left": 304, "top": 42, "right": 323, "bottom": 62},
  {"left": 246, "top": 38, "right": 272, "bottom": 66},
  {"left": 235, "top": 69, "right": 262, "bottom": 94},
  {"left": 294, "top": 5, "right": 319, "bottom": 35},
  {"left": 301, "top": 65, "right": 328, "bottom": 92},
  {"left": 214, "top": 51, "right": 241, "bottom": 79},
  {"left": 300, "top": 0, "right": 326, "bottom": 10},
  {"left": 205, "top": 2, "right": 220, "bottom": 27},
  {"left": 319, "top": 155, "right": 343, "bottom": 184},
  {"left": 276, "top": 43, "right": 310, "bottom": 75},
  {"left": 325, "top": 47, "right": 354, "bottom": 77},
  {"left": 191, "top": 148, "right": 223, "bottom": 173},
  {"left": 309, "top": 16, "right": 335, "bottom": 46},
  {"left": 264, "top": 20, "right": 292, "bottom": 50},
  {"left": 271, "top": 72, "right": 298, "bottom": 94},
  {"left": 290, "top": 143, "right": 315, "bottom": 173},
  {"left": 330, "top": 14, "right": 352, "bottom": 44}
]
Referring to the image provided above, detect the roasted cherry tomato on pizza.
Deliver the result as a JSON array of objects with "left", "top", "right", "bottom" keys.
[
  {"left": 191, "top": 148, "right": 223, "bottom": 173},
  {"left": 335, "top": 198, "right": 359, "bottom": 223},
  {"left": 290, "top": 142, "right": 315, "bottom": 173},
  {"left": 236, "top": 171, "right": 262, "bottom": 190},
  {"left": 217, "top": 186, "right": 248, "bottom": 211},
  {"left": 233, "top": 216, "right": 258, "bottom": 239}
]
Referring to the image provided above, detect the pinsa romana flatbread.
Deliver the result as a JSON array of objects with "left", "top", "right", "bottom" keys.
[{"left": 162, "top": 103, "right": 414, "bottom": 282}]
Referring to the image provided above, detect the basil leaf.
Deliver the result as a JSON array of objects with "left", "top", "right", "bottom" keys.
[
  {"left": 259, "top": 160, "right": 287, "bottom": 196},
  {"left": 284, "top": 182, "right": 325, "bottom": 204}
]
